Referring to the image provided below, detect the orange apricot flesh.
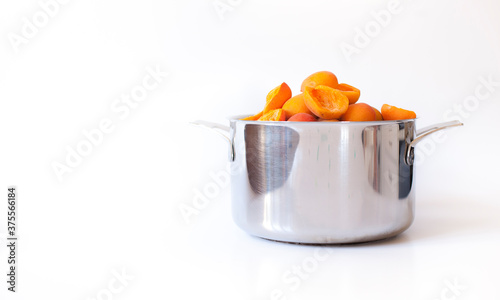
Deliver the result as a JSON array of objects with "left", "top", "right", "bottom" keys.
[
  {"left": 381, "top": 104, "right": 416, "bottom": 120},
  {"left": 258, "top": 108, "right": 286, "bottom": 121},
  {"left": 301, "top": 71, "right": 338, "bottom": 92},
  {"left": 241, "top": 111, "right": 263, "bottom": 121},
  {"left": 340, "top": 103, "right": 377, "bottom": 122},
  {"left": 263, "top": 82, "right": 292, "bottom": 114},
  {"left": 303, "top": 85, "right": 349, "bottom": 119}
]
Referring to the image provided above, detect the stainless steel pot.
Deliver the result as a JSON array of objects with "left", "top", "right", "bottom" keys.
[{"left": 193, "top": 117, "right": 463, "bottom": 244}]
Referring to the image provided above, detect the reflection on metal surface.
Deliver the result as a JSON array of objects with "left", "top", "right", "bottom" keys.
[
  {"left": 244, "top": 124, "right": 299, "bottom": 194},
  {"left": 398, "top": 121, "right": 415, "bottom": 199}
]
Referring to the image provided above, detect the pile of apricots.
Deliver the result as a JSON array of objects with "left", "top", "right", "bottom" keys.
[{"left": 242, "top": 71, "right": 416, "bottom": 122}]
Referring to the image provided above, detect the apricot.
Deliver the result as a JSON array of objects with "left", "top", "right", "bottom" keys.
[
  {"left": 301, "top": 71, "right": 338, "bottom": 92},
  {"left": 241, "top": 111, "right": 263, "bottom": 121},
  {"left": 340, "top": 103, "right": 377, "bottom": 122},
  {"left": 263, "top": 82, "right": 292, "bottom": 113},
  {"left": 303, "top": 85, "right": 349, "bottom": 119},
  {"left": 372, "top": 107, "right": 383, "bottom": 121},
  {"left": 282, "top": 93, "right": 314, "bottom": 119},
  {"left": 336, "top": 83, "right": 360, "bottom": 104},
  {"left": 381, "top": 104, "right": 416, "bottom": 120},
  {"left": 258, "top": 108, "right": 286, "bottom": 121},
  {"left": 287, "top": 113, "right": 317, "bottom": 122},
  {"left": 242, "top": 71, "right": 417, "bottom": 123}
]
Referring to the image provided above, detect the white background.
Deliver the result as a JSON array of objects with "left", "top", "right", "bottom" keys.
[{"left": 1, "top": 0, "right": 499, "bottom": 299}]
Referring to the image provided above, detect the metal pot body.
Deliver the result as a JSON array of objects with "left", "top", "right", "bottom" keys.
[
  {"left": 192, "top": 118, "right": 461, "bottom": 244},
  {"left": 229, "top": 120, "right": 417, "bottom": 244}
]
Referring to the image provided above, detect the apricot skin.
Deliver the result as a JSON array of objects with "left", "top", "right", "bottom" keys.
[
  {"left": 372, "top": 107, "right": 383, "bottom": 121},
  {"left": 282, "top": 93, "right": 314, "bottom": 119},
  {"left": 381, "top": 104, "right": 416, "bottom": 120},
  {"left": 301, "top": 71, "right": 338, "bottom": 92},
  {"left": 287, "top": 113, "right": 317, "bottom": 122},
  {"left": 318, "top": 119, "right": 339, "bottom": 122},
  {"left": 340, "top": 103, "right": 377, "bottom": 122},
  {"left": 336, "top": 83, "right": 360, "bottom": 104}
]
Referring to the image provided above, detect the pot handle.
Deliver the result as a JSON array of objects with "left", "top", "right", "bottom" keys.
[
  {"left": 190, "top": 120, "right": 235, "bottom": 161},
  {"left": 406, "top": 120, "right": 463, "bottom": 165}
]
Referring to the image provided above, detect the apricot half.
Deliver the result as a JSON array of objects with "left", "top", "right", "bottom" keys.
[
  {"left": 340, "top": 103, "right": 377, "bottom": 122},
  {"left": 336, "top": 83, "right": 360, "bottom": 104},
  {"left": 258, "top": 108, "right": 286, "bottom": 121},
  {"left": 301, "top": 71, "right": 338, "bottom": 92},
  {"left": 263, "top": 82, "right": 292, "bottom": 114},
  {"left": 282, "top": 93, "right": 314, "bottom": 119},
  {"left": 303, "top": 85, "right": 349, "bottom": 119},
  {"left": 241, "top": 111, "right": 263, "bottom": 121},
  {"left": 287, "top": 113, "right": 317, "bottom": 122},
  {"left": 372, "top": 107, "right": 383, "bottom": 121},
  {"left": 381, "top": 104, "right": 416, "bottom": 120}
]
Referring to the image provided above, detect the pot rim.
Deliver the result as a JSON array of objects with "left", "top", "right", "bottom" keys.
[{"left": 229, "top": 114, "right": 417, "bottom": 126}]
